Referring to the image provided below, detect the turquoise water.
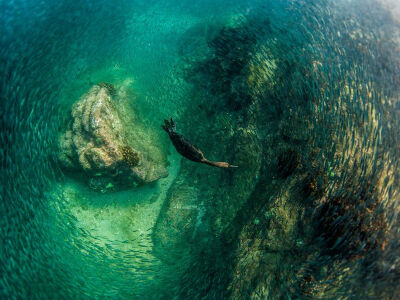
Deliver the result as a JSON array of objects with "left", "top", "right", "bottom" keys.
[{"left": 1, "top": 0, "right": 400, "bottom": 298}]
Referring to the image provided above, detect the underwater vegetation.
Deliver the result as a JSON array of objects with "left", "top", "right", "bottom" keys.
[
  {"left": 121, "top": 145, "right": 140, "bottom": 167},
  {"left": 1, "top": 0, "right": 400, "bottom": 299},
  {"left": 160, "top": 1, "right": 400, "bottom": 299}
]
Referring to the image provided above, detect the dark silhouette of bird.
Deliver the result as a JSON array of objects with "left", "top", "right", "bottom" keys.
[{"left": 162, "top": 117, "right": 238, "bottom": 168}]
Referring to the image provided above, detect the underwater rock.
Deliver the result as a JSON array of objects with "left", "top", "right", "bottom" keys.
[
  {"left": 155, "top": 8, "right": 400, "bottom": 298},
  {"left": 277, "top": 148, "right": 300, "bottom": 178},
  {"left": 58, "top": 84, "right": 168, "bottom": 192},
  {"left": 181, "top": 19, "right": 264, "bottom": 112}
]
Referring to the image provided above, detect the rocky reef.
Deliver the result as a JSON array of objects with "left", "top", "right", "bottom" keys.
[
  {"left": 58, "top": 83, "right": 168, "bottom": 192},
  {"left": 152, "top": 9, "right": 399, "bottom": 299}
]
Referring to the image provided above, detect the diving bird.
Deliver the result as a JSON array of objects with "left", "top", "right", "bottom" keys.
[{"left": 162, "top": 117, "right": 238, "bottom": 168}]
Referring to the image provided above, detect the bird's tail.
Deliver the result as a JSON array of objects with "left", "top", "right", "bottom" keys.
[
  {"left": 202, "top": 159, "right": 238, "bottom": 168},
  {"left": 161, "top": 117, "right": 176, "bottom": 133}
]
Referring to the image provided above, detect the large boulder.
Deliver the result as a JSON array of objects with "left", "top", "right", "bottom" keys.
[{"left": 58, "top": 83, "right": 168, "bottom": 192}]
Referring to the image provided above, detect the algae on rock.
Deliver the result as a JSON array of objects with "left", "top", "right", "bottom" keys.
[{"left": 58, "top": 83, "right": 168, "bottom": 192}]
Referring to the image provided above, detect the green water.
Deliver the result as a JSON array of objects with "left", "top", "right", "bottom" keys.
[
  {"left": 1, "top": 0, "right": 400, "bottom": 299},
  {"left": 49, "top": 148, "right": 181, "bottom": 297}
]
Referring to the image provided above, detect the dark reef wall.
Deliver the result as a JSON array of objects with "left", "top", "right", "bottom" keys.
[{"left": 152, "top": 1, "right": 400, "bottom": 299}]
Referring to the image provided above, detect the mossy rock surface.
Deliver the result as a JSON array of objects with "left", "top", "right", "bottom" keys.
[{"left": 58, "top": 83, "right": 168, "bottom": 192}]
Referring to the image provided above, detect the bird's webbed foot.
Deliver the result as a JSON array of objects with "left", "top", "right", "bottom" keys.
[{"left": 161, "top": 117, "right": 176, "bottom": 133}]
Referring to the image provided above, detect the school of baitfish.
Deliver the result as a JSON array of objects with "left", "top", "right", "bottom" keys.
[{"left": 1, "top": 0, "right": 399, "bottom": 299}]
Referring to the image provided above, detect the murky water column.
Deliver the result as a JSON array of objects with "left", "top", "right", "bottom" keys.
[{"left": 1, "top": 0, "right": 400, "bottom": 299}]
